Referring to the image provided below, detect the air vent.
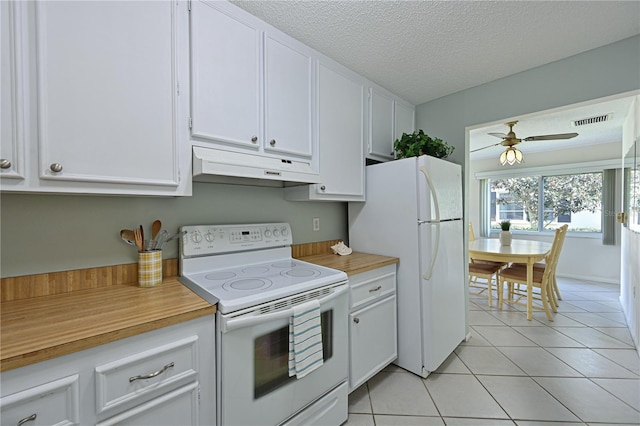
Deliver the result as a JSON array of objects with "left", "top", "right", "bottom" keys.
[{"left": 572, "top": 113, "right": 612, "bottom": 127}]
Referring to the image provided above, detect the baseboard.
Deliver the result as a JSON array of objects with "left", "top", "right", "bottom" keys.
[{"left": 556, "top": 272, "right": 620, "bottom": 285}]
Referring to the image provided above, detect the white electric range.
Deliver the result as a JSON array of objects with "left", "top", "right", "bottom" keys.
[{"left": 178, "top": 223, "right": 349, "bottom": 426}]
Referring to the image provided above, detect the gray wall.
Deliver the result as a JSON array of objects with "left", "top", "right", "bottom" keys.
[{"left": 0, "top": 183, "right": 347, "bottom": 277}]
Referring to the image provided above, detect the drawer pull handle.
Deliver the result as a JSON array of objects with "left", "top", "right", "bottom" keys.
[
  {"left": 369, "top": 285, "right": 382, "bottom": 293},
  {"left": 17, "top": 414, "right": 36, "bottom": 426},
  {"left": 129, "top": 362, "right": 175, "bottom": 383}
]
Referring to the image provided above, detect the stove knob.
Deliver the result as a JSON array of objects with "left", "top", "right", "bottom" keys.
[
  {"left": 191, "top": 231, "right": 202, "bottom": 243},
  {"left": 280, "top": 227, "right": 289, "bottom": 236},
  {"left": 205, "top": 232, "right": 215, "bottom": 242},
  {"left": 273, "top": 228, "right": 280, "bottom": 237},
  {"left": 264, "top": 229, "right": 272, "bottom": 238}
]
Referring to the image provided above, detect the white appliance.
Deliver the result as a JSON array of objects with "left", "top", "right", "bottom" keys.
[
  {"left": 179, "top": 223, "right": 349, "bottom": 426},
  {"left": 192, "top": 147, "right": 320, "bottom": 187},
  {"left": 348, "top": 155, "right": 465, "bottom": 378}
]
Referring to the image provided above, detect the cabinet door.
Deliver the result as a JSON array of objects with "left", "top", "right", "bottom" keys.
[
  {"left": 0, "top": 0, "right": 26, "bottom": 182},
  {"left": 349, "top": 295, "right": 397, "bottom": 391},
  {"left": 35, "top": 1, "right": 180, "bottom": 187},
  {"left": 96, "top": 382, "right": 199, "bottom": 426},
  {"left": 190, "top": 0, "right": 260, "bottom": 149},
  {"left": 368, "top": 88, "right": 395, "bottom": 160},
  {"left": 264, "top": 33, "right": 313, "bottom": 158},
  {"left": 394, "top": 100, "right": 415, "bottom": 142},
  {"left": 315, "top": 63, "right": 365, "bottom": 199}
]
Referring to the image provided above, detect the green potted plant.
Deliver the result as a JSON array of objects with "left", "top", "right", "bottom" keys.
[
  {"left": 393, "top": 129, "right": 454, "bottom": 160},
  {"left": 499, "top": 220, "right": 512, "bottom": 246}
]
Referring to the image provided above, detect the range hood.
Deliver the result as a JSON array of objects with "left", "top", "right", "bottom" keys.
[{"left": 192, "top": 146, "right": 320, "bottom": 187}]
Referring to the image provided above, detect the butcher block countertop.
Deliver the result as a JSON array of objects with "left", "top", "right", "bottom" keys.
[
  {"left": 0, "top": 278, "right": 215, "bottom": 372},
  {"left": 298, "top": 252, "right": 398, "bottom": 276}
]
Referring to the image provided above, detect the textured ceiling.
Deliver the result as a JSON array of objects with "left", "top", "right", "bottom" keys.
[{"left": 231, "top": 0, "right": 640, "bottom": 106}]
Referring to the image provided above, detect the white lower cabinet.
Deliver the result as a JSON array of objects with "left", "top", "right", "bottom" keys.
[
  {"left": 348, "top": 265, "right": 397, "bottom": 392},
  {"left": 0, "top": 316, "right": 215, "bottom": 426},
  {"left": 0, "top": 374, "right": 80, "bottom": 426}
]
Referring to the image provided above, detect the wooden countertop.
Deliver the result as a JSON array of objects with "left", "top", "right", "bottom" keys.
[
  {"left": 299, "top": 251, "right": 398, "bottom": 276},
  {"left": 0, "top": 278, "right": 215, "bottom": 372}
]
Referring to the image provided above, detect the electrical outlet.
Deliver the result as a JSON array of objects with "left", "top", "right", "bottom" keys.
[{"left": 313, "top": 217, "right": 320, "bottom": 231}]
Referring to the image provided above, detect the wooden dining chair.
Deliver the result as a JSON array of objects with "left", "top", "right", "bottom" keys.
[
  {"left": 498, "top": 225, "right": 568, "bottom": 321},
  {"left": 508, "top": 224, "right": 568, "bottom": 308},
  {"left": 469, "top": 261, "right": 503, "bottom": 306},
  {"left": 468, "top": 222, "right": 505, "bottom": 306}
]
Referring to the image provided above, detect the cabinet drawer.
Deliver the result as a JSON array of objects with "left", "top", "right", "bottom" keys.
[
  {"left": 96, "top": 382, "right": 199, "bottom": 426},
  {"left": 349, "top": 265, "right": 396, "bottom": 310},
  {"left": 95, "top": 335, "right": 199, "bottom": 416},
  {"left": 0, "top": 374, "right": 80, "bottom": 426}
]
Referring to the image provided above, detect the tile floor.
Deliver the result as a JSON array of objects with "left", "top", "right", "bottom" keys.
[{"left": 345, "top": 277, "right": 640, "bottom": 425}]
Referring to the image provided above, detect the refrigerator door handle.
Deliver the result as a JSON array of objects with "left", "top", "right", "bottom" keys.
[{"left": 419, "top": 166, "right": 441, "bottom": 280}]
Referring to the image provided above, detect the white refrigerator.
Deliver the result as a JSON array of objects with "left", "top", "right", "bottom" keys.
[{"left": 348, "top": 155, "right": 465, "bottom": 378}]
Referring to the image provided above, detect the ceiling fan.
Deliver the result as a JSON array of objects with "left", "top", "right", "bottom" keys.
[{"left": 471, "top": 120, "right": 579, "bottom": 165}]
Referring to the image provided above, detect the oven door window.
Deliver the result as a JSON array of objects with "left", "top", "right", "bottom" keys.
[{"left": 254, "top": 310, "right": 333, "bottom": 399}]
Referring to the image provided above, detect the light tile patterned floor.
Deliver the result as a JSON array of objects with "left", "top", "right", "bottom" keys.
[{"left": 345, "top": 277, "right": 640, "bottom": 425}]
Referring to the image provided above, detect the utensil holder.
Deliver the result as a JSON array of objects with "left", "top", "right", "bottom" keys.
[{"left": 138, "top": 250, "right": 162, "bottom": 287}]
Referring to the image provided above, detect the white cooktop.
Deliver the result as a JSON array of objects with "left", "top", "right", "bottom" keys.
[{"left": 178, "top": 223, "right": 347, "bottom": 314}]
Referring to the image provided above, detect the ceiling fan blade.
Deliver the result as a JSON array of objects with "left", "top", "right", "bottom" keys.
[
  {"left": 523, "top": 132, "right": 578, "bottom": 141},
  {"left": 488, "top": 132, "right": 508, "bottom": 139},
  {"left": 470, "top": 142, "right": 501, "bottom": 153}
]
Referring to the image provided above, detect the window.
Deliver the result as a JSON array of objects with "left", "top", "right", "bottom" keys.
[{"left": 489, "top": 172, "right": 603, "bottom": 233}]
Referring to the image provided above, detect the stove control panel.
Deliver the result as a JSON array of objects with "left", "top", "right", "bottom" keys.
[{"left": 180, "top": 223, "right": 293, "bottom": 257}]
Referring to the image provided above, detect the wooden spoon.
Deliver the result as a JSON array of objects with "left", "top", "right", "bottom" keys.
[
  {"left": 151, "top": 219, "right": 162, "bottom": 241},
  {"left": 120, "top": 229, "right": 136, "bottom": 245}
]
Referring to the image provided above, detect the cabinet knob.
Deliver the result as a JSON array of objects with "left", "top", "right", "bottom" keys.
[
  {"left": 270, "top": 139, "right": 276, "bottom": 146},
  {"left": 390, "top": 152, "right": 395, "bottom": 156},
  {"left": 353, "top": 317, "right": 360, "bottom": 324},
  {"left": 251, "top": 136, "right": 258, "bottom": 143},
  {"left": 320, "top": 185, "right": 326, "bottom": 191},
  {"left": 0, "top": 159, "right": 11, "bottom": 169},
  {"left": 50, "top": 163, "right": 63, "bottom": 173},
  {"left": 17, "top": 414, "right": 37, "bottom": 426}
]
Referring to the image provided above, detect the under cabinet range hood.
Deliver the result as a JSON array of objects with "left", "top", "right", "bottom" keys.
[{"left": 192, "top": 146, "right": 320, "bottom": 187}]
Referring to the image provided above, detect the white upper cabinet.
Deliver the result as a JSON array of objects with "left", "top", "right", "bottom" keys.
[
  {"left": 264, "top": 33, "right": 313, "bottom": 158},
  {"left": 190, "top": 0, "right": 260, "bottom": 149},
  {"left": 285, "top": 60, "right": 365, "bottom": 202},
  {"left": 368, "top": 88, "right": 396, "bottom": 161},
  {"left": 366, "top": 86, "right": 415, "bottom": 163},
  {"left": 394, "top": 100, "right": 415, "bottom": 142},
  {"left": 189, "top": 0, "right": 315, "bottom": 162},
  {"left": 0, "top": 1, "right": 26, "bottom": 182},
  {"left": 1, "top": 0, "right": 191, "bottom": 195}
]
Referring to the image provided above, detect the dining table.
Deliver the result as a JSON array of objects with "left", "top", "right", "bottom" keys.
[{"left": 469, "top": 238, "right": 552, "bottom": 320}]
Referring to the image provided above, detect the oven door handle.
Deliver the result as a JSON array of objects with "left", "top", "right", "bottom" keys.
[{"left": 221, "top": 284, "right": 348, "bottom": 333}]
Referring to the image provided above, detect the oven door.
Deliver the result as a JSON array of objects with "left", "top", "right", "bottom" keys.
[{"left": 217, "top": 283, "right": 348, "bottom": 426}]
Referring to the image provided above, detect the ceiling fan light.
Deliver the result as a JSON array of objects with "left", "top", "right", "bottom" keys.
[{"left": 500, "top": 147, "right": 524, "bottom": 166}]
